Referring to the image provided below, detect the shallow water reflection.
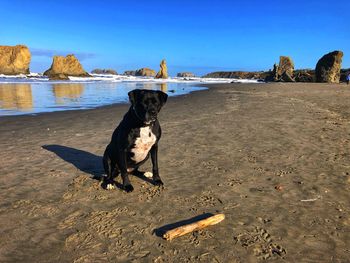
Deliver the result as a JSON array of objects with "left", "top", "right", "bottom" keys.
[
  {"left": 0, "top": 84, "right": 33, "bottom": 111},
  {"left": 160, "top": 83, "right": 167, "bottom": 92},
  {"left": 53, "top": 84, "right": 84, "bottom": 105},
  {"left": 0, "top": 82, "right": 204, "bottom": 116}
]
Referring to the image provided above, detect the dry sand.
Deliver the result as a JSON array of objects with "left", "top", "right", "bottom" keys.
[{"left": 0, "top": 83, "right": 350, "bottom": 262}]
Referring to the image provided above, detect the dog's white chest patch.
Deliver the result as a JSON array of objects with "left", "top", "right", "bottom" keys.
[{"left": 130, "top": 126, "right": 156, "bottom": 163}]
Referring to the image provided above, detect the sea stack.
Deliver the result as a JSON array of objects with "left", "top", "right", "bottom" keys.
[
  {"left": 124, "top": 70, "right": 136, "bottom": 76},
  {"left": 267, "top": 56, "right": 295, "bottom": 82},
  {"left": 44, "top": 54, "right": 90, "bottom": 80},
  {"left": 177, "top": 72, "right": 195, "bottom": 78},
  {"left": 91, "top": 69, "right": 117, "bottom": 75},
  {"left": 315, "top": 51, "right": 343, "bottom": 83},
  {"left": 135, "top": 68, "right": 156, "bottom": 77},
  {"left": 155, "top": 59, "right": 168, "bottom": 79},
  {"left": 277, "top": 56, "right": 294, "bottom": 81},
  {"left": 0, "top": 45, "right": 31, "bottom": 75}
]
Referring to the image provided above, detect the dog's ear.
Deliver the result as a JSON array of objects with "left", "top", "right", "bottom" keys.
[
  {"left": 157, "top": 90, "right": 168, "bottom": 106},
  {"left": 128, "top": 89, "right": 140, "bottom": 105}
]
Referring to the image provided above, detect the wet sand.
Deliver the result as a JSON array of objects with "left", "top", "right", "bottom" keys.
[{"left": 0, "top": 82, "right": 350, "bottom": 262}]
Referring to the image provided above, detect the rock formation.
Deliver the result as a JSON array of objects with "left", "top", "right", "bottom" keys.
[
  {"left": 202, "top": 71, "right": 268, "bottom": 79},
  {"left": 0, "top": 45, "right": 31, "bottom": 75},
  {"left": 266, "top": 56, "right": 295, "bottom": 82},
  {"left": 135, "top": 68, "right": 156, "bottom": 77},
  {"left": 155, "top": 59, "right": 168, "bottom": 79},
  {"left": 340, "top": 68, "right": 350, "bottom": 83},
  {"left": 91, "top": 69, "right": 117, "bottom": 75},
  {"left": 278, "top": 56, "right": 294, "bottom": 78},
  {"left": 177, "top": 72, "right": 195, "bottom": 78},
  {"left": 124, "top": 70, "right": 136, "bottom": 76},
  {"left": 294, "top": 69, "right": 315, "bottom": 82},
  {"left": 315, "top": 51, "right": 343, "bottom": 83},
  {"left": 44, "top": 54, "right": 90, "bottom": 80}
]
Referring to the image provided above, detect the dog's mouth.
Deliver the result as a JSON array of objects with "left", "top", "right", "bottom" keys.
[
  {"left": 144, "top": 116, "right": 156, "bottom": 124},
  {"left": 145, "top": 112, "right": 157, "bottom": 122}
]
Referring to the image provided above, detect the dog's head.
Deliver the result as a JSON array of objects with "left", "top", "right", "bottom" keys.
[{"left": 128, "top": 89, "right": 168, "bottom": 124}]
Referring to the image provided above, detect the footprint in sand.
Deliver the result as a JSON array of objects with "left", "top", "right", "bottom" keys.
[
  {"left": 13, "top": 199, "right": 59, "bottom": 218},
  {"left": 86, "top": 208, "right": 129, "bottom": 239},
  {"left": 73, "top": 254, "right": 109, "bottom": 263},
  {"left": 186, "top": 230, "right": 214, "bottom": 246},
  {"left": 65, "top": 231, "right": 102, "bottom": 252},
  {"left": 58, "top": 210, "right": 86, "bottom": 230},
  {"left": 234, "top": 226, "right": 286, "bottom": 260},
  {"left": 139, "top": 183, "right": 164, "bottom": 201}
]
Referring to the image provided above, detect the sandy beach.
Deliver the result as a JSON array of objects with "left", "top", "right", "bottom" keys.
[{"left": 1, "top": 82, "right": 350, "bottom": 262}]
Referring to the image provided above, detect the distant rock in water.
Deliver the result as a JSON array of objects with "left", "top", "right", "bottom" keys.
[
  {"left": 315, "top": 51, "right": 343, "bottom": 83},
  {"left": 177, "top": 72, "right": 195, "bottom": 78},
  {"left": 135, "top": 68, "right": 156, "bottom": 77},
  {"left": 44, "top": 54, "right": 90, "bottom": 80},
  {"left": 124, "top": 70, "right": 136, "bottom": 76},
  {"left": 0, "top": 45, "right": 31, "bottom": 75},
  {"left": 202, "top": 71, "right": 268, "bottom": 79},
  {"left": 155, "top": 59, "right": 168, "bottom": 79},
  {"left": 91, "top": 68, "right": 117, "bottom": 75},
  {"left": 266, "top": 56, "right": 295, "bottom": 82}
]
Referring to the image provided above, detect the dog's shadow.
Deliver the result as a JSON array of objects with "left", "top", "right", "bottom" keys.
[{"left": 42, "top": 144, "right": 154, "bottom": 190}]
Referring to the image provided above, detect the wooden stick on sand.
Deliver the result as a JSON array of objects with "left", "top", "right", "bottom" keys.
[{"left": 162, "top": 213, "right": 225, "bottom": 241}]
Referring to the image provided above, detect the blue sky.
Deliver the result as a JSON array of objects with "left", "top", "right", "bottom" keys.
[{"left": 0, "top": 0, "right": 349, "bottom": 76}]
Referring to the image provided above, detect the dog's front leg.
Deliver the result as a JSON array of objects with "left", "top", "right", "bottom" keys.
[
  {"left": 117, "top": 149, "right": 134, "bottom": 192},
  {"left": 150, "top": 144, "right": 163, "bottom": 186}
]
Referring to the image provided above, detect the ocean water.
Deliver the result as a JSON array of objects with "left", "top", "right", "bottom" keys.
[{"left": 0, "top": 74, "right": 260, "bottom": 116}]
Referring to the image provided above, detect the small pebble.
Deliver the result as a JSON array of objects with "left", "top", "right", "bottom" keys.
[{"left": 275, "top": 185, "right": 283, "bottom": 191}]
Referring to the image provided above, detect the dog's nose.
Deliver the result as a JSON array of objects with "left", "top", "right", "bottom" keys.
[{"left": 149, "top": 109, "right": 157, "bottom": 115}]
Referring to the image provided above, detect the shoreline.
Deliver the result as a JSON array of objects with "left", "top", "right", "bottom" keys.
[
  {"left": 0, "top": 83, "right": 211, "bottom": 120},
  {"left": 0, "top": 81, "right": 215, "bottom": 117},
  {"left": 1, "top": 81, "right": 347, "bottom": 120},
  {"left": 1, "top": 82, "right": 350, "bottom": 262}
]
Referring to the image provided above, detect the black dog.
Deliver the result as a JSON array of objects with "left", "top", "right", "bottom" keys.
[{"left": 103, "top": 89, "right": 168, "bottom": 192}]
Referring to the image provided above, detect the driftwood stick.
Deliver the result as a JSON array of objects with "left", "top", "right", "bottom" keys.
[{"left": 163, "top": 214, "right": 225, "bottom": 241}]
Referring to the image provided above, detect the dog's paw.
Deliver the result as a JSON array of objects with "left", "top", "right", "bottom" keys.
[
  {"left": 106, "top": 183, "right": 116, "bottom": 190},
  {"left": 154, "top": 179, "right": 164, "bottom": 186},
  {"left": 144, "top": 171, "right": 153, "bottom": 178},
  {"left": 124, "top": 184, "right": 134, "bottom": 193}
]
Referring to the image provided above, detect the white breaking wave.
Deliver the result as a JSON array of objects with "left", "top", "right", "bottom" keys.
[{"left": 0, "top": 73, "right": 263, "bottom": 84}]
